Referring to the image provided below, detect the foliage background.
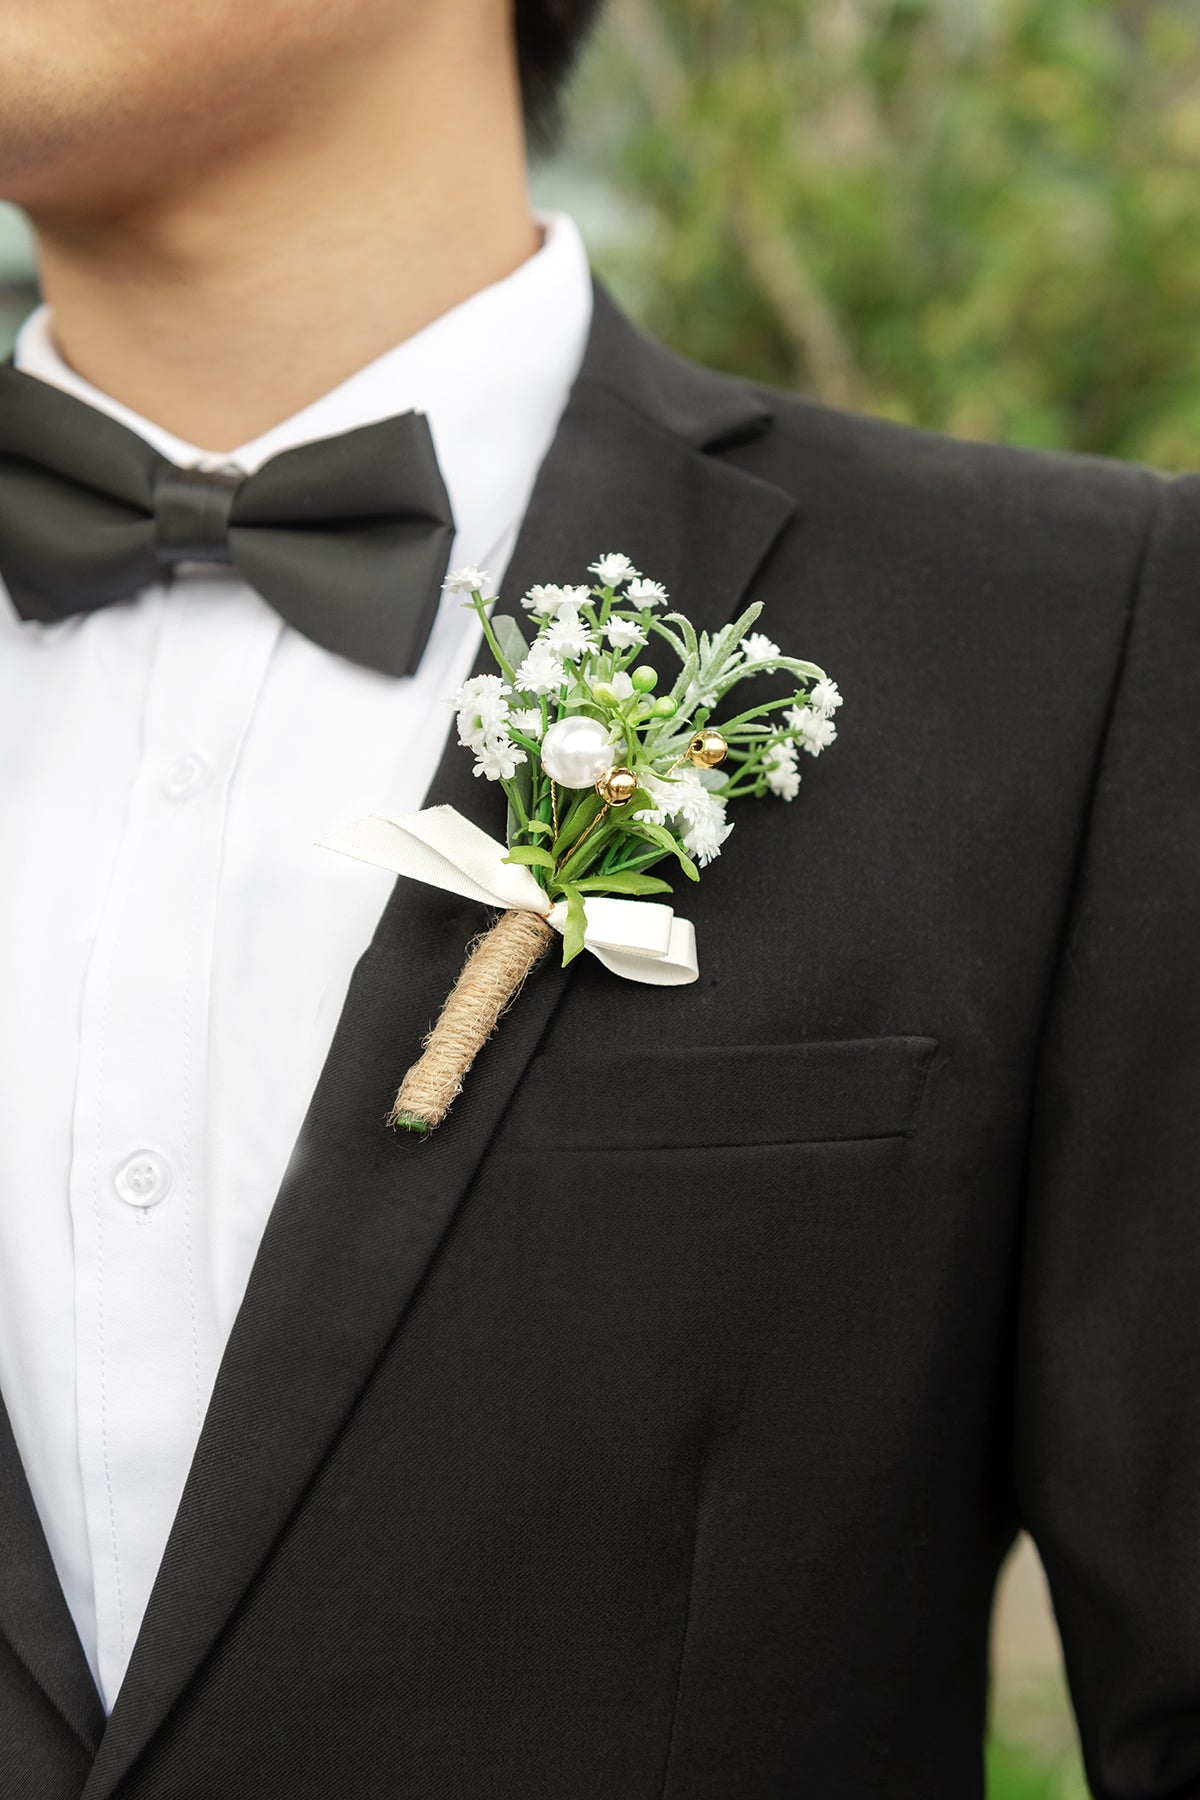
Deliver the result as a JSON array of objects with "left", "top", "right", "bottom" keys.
[
  {"left": 1, "top": 4, "right": 1188, "bottom": 1791},
  {"left": 549, "top": 0, "right": 1200, "bottom": 470}
]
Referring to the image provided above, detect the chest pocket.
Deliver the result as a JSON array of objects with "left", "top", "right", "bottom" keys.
[{"left": 496, "top": 1035, "right": 938, "bottom": 1154}]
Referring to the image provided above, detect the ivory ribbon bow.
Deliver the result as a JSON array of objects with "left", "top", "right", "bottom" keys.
[{"left": 320, "top": 806, "right": 699, "bottom": 985}]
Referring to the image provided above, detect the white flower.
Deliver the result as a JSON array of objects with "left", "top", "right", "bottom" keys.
[
  {"left": 508, "top": 706, "right": 544, "bottom": 740},
  {"left": 521, "top": 583, "right": 564, "bottom": 617},
  {"left": 472, "top": 737, "right": 527, "bottom": 782},
  {"left": 514, "top": 639, "right": 567, "bottom": 696},
  {"left": 625, "top": 578, "right": 668, "bottom": 607},
  {"left": 810, "top": 678, "right": 843, "bottom": 718},
  {"left": 764, "top": 741, "right": 801, "bottom": 799},
  {"left": 634, "top": 768, "right": 732, "bottom": 867},
  {"left": 448, "top": 673, "right": 511, "bottom": 751},
  {"left": 683, "top": 812, "right": 734, "bottom": 867},
  {"left": 444, "top": 565, "right": 492, "bottom": 595},
  {"left": 792, "top": 709, "right": 838, "bottom": 757},
  {"left": 740, "top": 632, "right": 781, "bottom": 667},
  {"left": 521, "top": 583, "right": 592, "bottom": 619},
  {"left": 603, "top": 617, "right": 647, "bottom": 651},
  {"left": 675, "top": 777, "right": 724, "bottom": 836},
  {"left": 543, "top": 604, "right": 598, "bottom": 661},
  {"left": 589, "top": 552, "right": 640, "bottom": 588},
  {"left": 448, "top": 672, "right": 509, "bottom": 714}
]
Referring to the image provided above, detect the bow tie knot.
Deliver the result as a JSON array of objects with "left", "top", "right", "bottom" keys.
[
  {"left": 152, "top": 463, "right": 243, "bottom": 569},
  {"left": 0, "top": 364, "right": 457, "bottom": 677}
]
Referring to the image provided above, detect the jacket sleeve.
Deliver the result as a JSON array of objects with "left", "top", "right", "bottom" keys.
[{"left": 1016, "top": 471, "right": 1200, "bottom": 1799}]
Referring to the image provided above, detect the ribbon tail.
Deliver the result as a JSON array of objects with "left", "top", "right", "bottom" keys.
[
  {"left": 585, "top": 913, "right": 698, "bottom": 985},
  {"left": 318, "top": 807, "right": 547, "bottom": 913},
  {"left": 544, "top": 895, "right": 699, "bottom": 986}
]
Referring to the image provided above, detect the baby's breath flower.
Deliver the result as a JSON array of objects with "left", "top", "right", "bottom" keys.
[
  {"left": 473, "top": 737, "right": 526, "bottom": 782},
  {"left": 508, "top": 706, "right": 544, "bottom": 739},
  {"left": 683, "top": 812, "right": 734, "bottom": 867},
  {"left": 514, "top": 639, "right": 567, "bottom": 696},
  {"left": 448, "top": 674, "right": 511, "bottom": 753},
  {"left": 794, "top": 711, "right": 838, "bottom": 757},
  {"left": 543, "top": 605, "right": 598, "bottom": 660},
  {"left": 764, "top": 741, "right": 801, "bottom": 799},
  {"left": 521, "top": 583, "right": 565, "bottom": 616},
  {"left": 522, "top": 583, "right": 591, "bottom": 618},
  {"left": 447, "top": 672, "right": 510, "bottom": 714},
  {"left": 634, "top": 768, "right": 732, "bottom": 865},
  {"left": 740, "top": 631, "right": 781, "bottom": 667},
  {"left": 589, "top": 552, "right": 640, "bottom": 587},
  {"left": 810, "top": 678, "right": 844, "bottom": 718},
  {"left": 603, "top": 617, "right": 647, "bottom": 651},
  {"left": 625, "top": 578, "right": 668, "bottom": 607},
  {"left": 444, "top": 565, "right": 492, "bottom": 595}
]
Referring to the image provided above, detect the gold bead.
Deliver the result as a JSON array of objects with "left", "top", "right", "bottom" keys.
[
  {"left": 687, "top": 728, "right": 728, "bottom": 769},
  {"left": 595, "top": 765, "right": 639, "bottom": 806}
]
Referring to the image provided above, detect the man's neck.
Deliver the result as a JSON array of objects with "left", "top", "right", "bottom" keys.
[{"left": 24, "top": 30, "right": 539, "bottom": 452}]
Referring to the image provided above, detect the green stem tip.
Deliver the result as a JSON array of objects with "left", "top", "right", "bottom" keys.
[{"left": 391, "top": 1111, "right": 431, "bottom": 1135}]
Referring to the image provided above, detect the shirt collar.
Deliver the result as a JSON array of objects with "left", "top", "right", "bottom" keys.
[{"left": 14, "top": 210, "right": 594, "bottom": 570}]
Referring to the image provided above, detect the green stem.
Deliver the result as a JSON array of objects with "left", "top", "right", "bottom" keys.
[
  {"left": 556, "top": 816, "right": 622, "bottom": 886},
  {"left": 715, "top": 694, "right": 803, "bottom": 735},
  {"left": 471, "top": 592, "right": 518, "bottom": 684},
  {"left": 503, "top": 778, "right": 531, "bottom": 834}
]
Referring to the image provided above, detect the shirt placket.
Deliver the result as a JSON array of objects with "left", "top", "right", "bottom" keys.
[{"left": 67, "top": 582, "right": 280, "bottom": 1710}]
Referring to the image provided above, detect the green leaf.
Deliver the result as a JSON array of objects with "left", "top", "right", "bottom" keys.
[
  {"left": 560, "top": 883, "right": 588, "bottom": 965},
  {"left": 553, "top": 788, "right": 604, "bottom": 856},
  {"left": 492, "top": 612, "right": 529, "bottom": 673},
  {"left": 628, "top": 818, "right": 700, "bottom": 881},
  {"left": 503, "top": 845, "right": 556, "bottom": 870},
  {"left": 570, "top": 871, "right": 675, "bottom": 896}
]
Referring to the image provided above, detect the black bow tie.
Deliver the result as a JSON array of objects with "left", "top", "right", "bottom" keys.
[{"left": 0, "top": 363, "right": 456, "bottom": 678}]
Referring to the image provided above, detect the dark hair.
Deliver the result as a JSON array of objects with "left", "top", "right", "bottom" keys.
[{"left": 516, "top": 0, "right": 607, "bottom": 150}]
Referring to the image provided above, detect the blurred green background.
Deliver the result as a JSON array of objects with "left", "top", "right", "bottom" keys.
[
  {"left": 2, "top": 3, "right": 1188, "bottom": 1791},
  {"left": 550, "top": 0, "right": 1200, "bottom": 469}
]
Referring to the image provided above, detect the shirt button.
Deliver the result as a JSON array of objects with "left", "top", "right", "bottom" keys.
[
  {"left": 163, "top": 752, "right": 212, "bottom": 802},
  {"left": 113, "top": 1150, "right": 173, "bottom": 1209}
]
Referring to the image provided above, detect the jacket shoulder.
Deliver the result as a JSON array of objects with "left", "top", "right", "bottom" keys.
[
  {"left": 741, "top": 383, "right": 1162, "bottom": 541},
  {"left": 712, "top": 381, "right": 1169, "bottom": 628}
]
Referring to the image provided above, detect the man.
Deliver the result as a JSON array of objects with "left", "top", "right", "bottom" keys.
[{"left": 0, "top": 1, "right": 1195, "bottom": 1795}]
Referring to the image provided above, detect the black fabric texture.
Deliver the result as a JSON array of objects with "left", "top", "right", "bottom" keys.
[
  {"left": 0, "top": 284, "right": 1197, "bottom": 1799},
  {"left": 0, "top": 367, "right": 455, "bottom": 677}
]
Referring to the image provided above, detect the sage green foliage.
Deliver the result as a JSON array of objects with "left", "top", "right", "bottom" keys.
[{"left": 568, "top": 0, "right": 1200, "bottom": 467}]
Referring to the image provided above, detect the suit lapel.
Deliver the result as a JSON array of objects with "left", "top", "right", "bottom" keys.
[
  {"left": 0, "top": 1396, "right": 106, "bottom": 1755},
  {"left": 82, "top": 285, "right": 797, "bottom": 1800}
]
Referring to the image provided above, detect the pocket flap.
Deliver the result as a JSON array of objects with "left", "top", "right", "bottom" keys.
[{"left": 501, "top": 1035, "right": 939, "bottom": 1152}]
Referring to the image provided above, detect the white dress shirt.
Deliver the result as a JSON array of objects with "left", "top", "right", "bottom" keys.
[{"left": 0, "top": 211, "right": 592, "bottom": 1712}]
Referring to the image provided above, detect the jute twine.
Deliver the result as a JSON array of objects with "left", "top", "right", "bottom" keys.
[{"left": 389, "top": 908, "right": 556, "bottom": 1133}]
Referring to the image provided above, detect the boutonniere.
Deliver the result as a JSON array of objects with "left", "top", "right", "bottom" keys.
[{"left": 322, "top": 554, "right": 843, "bottom": 1133}]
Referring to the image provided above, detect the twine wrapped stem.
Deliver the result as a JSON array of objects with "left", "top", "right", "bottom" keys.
[{"left": 389, "top": 908, "right": 556, "bottom": 1133}]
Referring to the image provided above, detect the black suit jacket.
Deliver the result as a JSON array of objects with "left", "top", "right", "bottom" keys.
[{"left": 2, "top": 284, "right": 1198, "bottom": 1800}]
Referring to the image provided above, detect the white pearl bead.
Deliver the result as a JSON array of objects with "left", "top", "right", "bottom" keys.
[{"left": 540, "top": 715, "right": 613, "bottom": 789}]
